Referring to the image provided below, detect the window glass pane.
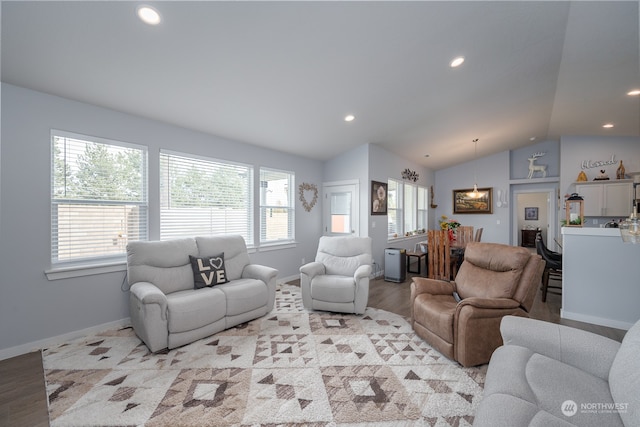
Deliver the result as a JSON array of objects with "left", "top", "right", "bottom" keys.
[
  {"left": 260, "top": 168, "right": 294, "bottom": 243},
  {"left": 417, "top": 186, "right": 428, "bottom": 230},
  {"left": 404, "top": 183, "right": 416, "bottom": 233},
  {"left": 387, "top": 179, "right": 401, "bottom": 237},
  {"left": 330, "top": 192, "right": 351, "bottom": 233},
  {"left": 51, "top": 132, "right": 147, "bottom": 264},
  {"left": 160, "top": 151, "right": 253, "bottom": 242}
]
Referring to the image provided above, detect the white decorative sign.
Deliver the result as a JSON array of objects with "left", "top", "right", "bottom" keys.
[{"left": 581, "top": 155, "right": 616, "bottom": 169}]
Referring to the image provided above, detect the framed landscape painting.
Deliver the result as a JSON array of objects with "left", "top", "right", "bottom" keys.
[{"left": 453, "top": 187, "right": 493, "bottom": 214}]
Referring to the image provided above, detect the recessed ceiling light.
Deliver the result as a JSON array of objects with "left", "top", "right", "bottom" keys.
[
  {"left": 137, "top": 5, "right": 161, "bottom": 25},
  {"left": 530, "top": 137, "right": 536, "bottom": 141},
  {"left": 344, "top": 114, "right": 355, "bottom": 122},
  {"left": 628, "top": 89, "right": 640, "bottom": 96},
  {"left": 603, "top": 123, "right": 614, "bottom": 128},
  {"left": 450, "top": 56, "right": 465, "bottom": 68}
]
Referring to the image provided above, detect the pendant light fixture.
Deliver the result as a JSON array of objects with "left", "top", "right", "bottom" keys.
[{"left": 467, "top": 139, "right": 486, "bottom": 199}]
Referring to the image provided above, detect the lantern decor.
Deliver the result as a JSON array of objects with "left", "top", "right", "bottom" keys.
[{"left": 565, "top": 193, "right": 584, "bottom": 227}]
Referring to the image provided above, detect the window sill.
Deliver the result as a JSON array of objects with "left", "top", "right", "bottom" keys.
[
  {"left": 387, "top": 234, "right": 428, "bottom": 244},
  {"left": 258, "top": 241, "right": 298, "bottom": 252},
  {"left": 45, "top": 261, "right": 127, "bottom": 281}
]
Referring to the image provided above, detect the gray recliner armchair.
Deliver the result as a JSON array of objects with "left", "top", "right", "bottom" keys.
[{"left": 299, "top": 236, "right": 372, "bottom": 314}]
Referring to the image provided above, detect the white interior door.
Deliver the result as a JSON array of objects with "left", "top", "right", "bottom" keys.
[{"left": 323, "top": 181, "right": 359, "bottom": 236}]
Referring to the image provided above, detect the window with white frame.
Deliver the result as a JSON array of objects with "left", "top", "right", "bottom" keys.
[
  {"left": 387, "top": 179, "right": 428, "bottom": 238},
  {"left": 159, "top": 151, "right": 254, "bottom": 243},
  {"left": 51, "top": 131, "right": 148, "bottom": 265},
  {"left": 387, "top": 179, "right": 401, "bottom": 237},
  {"left": 260, "top": 168, "right": 295, "bottom": 244},
  {"left": 417, "top": 186, "right": 428, "bottom": 230}
]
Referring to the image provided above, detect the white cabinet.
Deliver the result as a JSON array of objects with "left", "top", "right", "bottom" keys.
[{"left": 575, "top": 181, "right": 633, "bottom": 217}]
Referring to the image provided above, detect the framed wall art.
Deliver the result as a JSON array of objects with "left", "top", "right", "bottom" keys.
[
  {"left": 371, "top": 180, "right": 388, "bottom": 215},
  {"left": 453, "top": 187, "right": 493, "bottom": 214},
  {"left": 524, "top": 207, "right": 539, "bottom": 221}
]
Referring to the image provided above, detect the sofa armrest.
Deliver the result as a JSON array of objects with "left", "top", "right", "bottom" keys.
[
  {"left": 300, "top": 261, "right": 325, "bottom": 279},
  {"left": 130, "top": 282, "right": 168, "bottom": 321},
  {"left": 500, "top": 316, "right": 621, "bottom": 380},
  {"left": 242, "top": 264, "right": 278, "bottom": 283},
  {"left": 411, "top": 277, "right": 455, "bottom": 296},
  {"left": 354, "top": 264, "right": 372, "bottom": 281}
]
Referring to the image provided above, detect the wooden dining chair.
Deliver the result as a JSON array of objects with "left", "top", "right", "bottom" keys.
[
  {"left": 474, "top": 227, "right": 483, "bottom": 242},
  {"left": 427, "top": 229, "right": 450, "bottom": 280},
  {"left": 457, "top": 226, "right": 475, "bottom": 245},
  {"left": 451, "top": 226, "right": 474, "bottom": 278}
]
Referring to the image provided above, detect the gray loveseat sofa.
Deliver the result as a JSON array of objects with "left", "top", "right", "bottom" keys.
[
  {"left": 474, "top": 316, "right": 639, "bottom": 427},
  {"left": 126, "top": 235, "right": 278, "bottom": 352}
]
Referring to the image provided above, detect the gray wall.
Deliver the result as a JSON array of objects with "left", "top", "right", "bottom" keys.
[
  {"left": 0, "top": 83, "right": 324, "bottom": 356},
  {"left": 434, "top": 150, "right": 511, "bottom": 244},
  {"left": 368, "top": 144, "right": 434, "bottom": 271},
  {"left": 324, "top": 143, "right": 434, "bottom": 273}
]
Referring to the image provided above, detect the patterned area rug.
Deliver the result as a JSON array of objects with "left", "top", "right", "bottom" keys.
[{"left": 44, "top": 284, "right": 486, "bottom": 426}]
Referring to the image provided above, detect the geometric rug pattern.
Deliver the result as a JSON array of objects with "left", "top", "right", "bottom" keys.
[{"left": 44, "top": 284, "right": 486, "bottom": 426}]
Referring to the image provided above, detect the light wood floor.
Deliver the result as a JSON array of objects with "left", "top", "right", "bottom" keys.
[{"left": 0, "top": 274, "right": 626, "bottom": 427}]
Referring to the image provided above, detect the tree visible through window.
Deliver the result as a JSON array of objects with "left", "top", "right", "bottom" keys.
[
  {"left": 160, "top": 151, "right": 254, "bottom": 242},
  {"left": 51, "top": 131, "right": 148, "bottom": 264}
]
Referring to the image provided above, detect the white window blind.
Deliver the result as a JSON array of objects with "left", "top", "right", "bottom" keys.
[
  {"left": 260, "top": 168, "right": 295, "bottom": 243},
  {"left": 51, "top": 131, "right": 148, "bottom": 265},
  {"left": 160, "top": 151, "right": 254, "bottom": 243}
]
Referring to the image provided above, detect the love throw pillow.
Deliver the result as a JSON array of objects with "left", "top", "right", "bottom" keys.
[{"left": 190, "top": 253, "right": 229, "bottom": 289}]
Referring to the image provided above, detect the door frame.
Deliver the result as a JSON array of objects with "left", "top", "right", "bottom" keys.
[{"left": 511, "top": 185, "right": 559, "bottom": 251}]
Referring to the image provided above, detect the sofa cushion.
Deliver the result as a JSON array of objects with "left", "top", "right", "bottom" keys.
[
  {"left": 195, "top": 235, "right": 251, "bottom": 281},
  {"left": 166, "top": 287, "right": 226, "bottom": 333},
  {"left": 190, "top": 253, "right": 229, "bottom": 288},
  {"left": 412, "top": 294, "right": 456, "bottom": 344},
  {"left": 474, "top": 393, "right": 576, "bottom": 427},
  {"left": 315, "top": 236, "right": 372, "bottom": 277},
  {"left": 455, "top": 242, "right": 530, "bottom": 299},
  {"left": 609, "top": 319, "right": 640, "bottom": 426},
  {"left": 311, "top": 275, "right": 356, "bottom": 303},
  {"left": 484, "top": 345, "right": 625, "bottom": 427},
  {"left": 216, "top": 278, "right": 268, "bottom": 316},
  {"left": 127, "top": 238, "right": 198, "bottom": 294}
]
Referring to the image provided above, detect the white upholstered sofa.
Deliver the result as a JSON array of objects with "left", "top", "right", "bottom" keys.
[
  {"left": 126, "top": 235, "right": 278, "bottom": 352},
  {"left": 474, "top": 316, "right": 640, "bottom": 427}
]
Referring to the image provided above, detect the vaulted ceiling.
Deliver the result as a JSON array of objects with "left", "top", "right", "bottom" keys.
[{"left": 2, "top": 1, "right": 639, "bottom": 170}]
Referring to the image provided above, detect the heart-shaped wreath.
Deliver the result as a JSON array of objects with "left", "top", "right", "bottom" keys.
[{"left": 298, "top": 182, "right": 318, "bottom": 212}]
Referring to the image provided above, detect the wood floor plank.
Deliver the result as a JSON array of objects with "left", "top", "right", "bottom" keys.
[{"left": 0, "top": 350, "right": 50, "bottom": 427}]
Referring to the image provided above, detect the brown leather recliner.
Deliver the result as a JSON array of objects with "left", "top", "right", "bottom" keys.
[{"left": 410, "top": 242, "right": 545, "bottom": 367}]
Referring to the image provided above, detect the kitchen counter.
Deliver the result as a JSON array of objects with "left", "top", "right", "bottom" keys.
[{"left": 561, "top": 227, "right": 640, "bottom": 330}]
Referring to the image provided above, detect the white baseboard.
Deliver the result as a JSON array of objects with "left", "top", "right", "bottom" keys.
[
  {"left": 0, "top": 317, "right": 131, "bottom": 362},
  {"left": 560, "top": 310, "right": 633, "bottom": 331},
  {"left": 278, "top": 274, "right": 300, "bottom": 284}
]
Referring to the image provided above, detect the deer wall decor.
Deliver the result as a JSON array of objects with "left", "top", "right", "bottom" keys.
[{"left": 527, "top": 151, "right": 547, "bottom": 179}]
